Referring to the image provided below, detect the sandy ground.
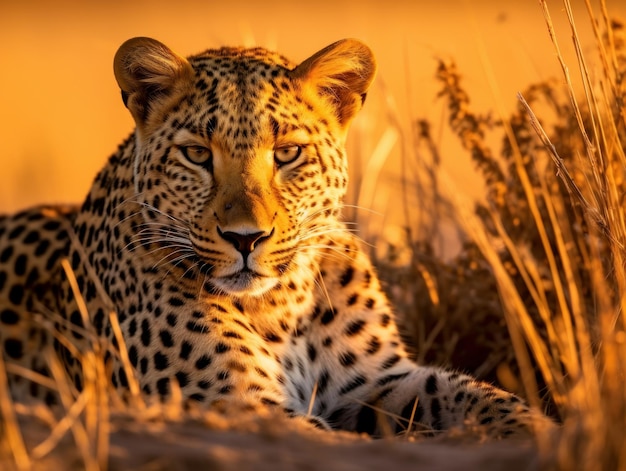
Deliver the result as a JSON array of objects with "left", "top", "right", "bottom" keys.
[{"left": 2, "top": 410, "right": 545, "bottom": 471}]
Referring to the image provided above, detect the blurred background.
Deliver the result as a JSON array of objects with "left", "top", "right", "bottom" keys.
[{"left": 1, "top": 0, "right": 624, "bottom": 255}]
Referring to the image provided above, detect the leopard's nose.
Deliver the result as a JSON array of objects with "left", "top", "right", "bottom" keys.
[{"left": 217, "top": 227, "right": 274, "bottom": 259}]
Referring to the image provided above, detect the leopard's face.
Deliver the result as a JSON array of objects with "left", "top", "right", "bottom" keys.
[{"left": 115, "top": 38, "right": 375, "bottom": 297}]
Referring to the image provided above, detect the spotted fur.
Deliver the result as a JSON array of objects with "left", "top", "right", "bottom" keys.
[{"left": 0, "top": 38, "right": 549, "bottom": 437}]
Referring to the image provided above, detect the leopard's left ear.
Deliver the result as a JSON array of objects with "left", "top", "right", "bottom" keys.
[
  {"left": 113, "top": 37, "right": 194, "bottom": 126},
  {"left": 291, "top": 39, "right": 376, "bottom": 126}
]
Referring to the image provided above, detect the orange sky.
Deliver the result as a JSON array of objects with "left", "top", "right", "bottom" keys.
[{"left": 1, "top": 0, "right": 624, "bottom": 252}]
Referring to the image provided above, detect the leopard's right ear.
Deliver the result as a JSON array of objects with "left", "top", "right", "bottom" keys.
[
  {"left": 291, "top": 39, "right": 376, "bottom": 128},
  {"left": 113, "top": 37, "right": 193, "bottom": 126}
]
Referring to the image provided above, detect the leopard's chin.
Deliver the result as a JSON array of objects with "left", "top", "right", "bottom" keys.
[{"left": 211, "top": 269, "right": 279, "bottom": 297}]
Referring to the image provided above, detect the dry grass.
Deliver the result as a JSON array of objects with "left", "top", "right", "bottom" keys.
[
  {"left": 374, "top": 1, "right": 626, "bottom": 470},
  {"left": 2, "top": 0, "right": 626, "bottom": 469}
]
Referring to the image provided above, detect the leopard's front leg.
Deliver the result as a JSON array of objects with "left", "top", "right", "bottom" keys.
[
  {"left": 304, "top": 233, "right": 551, "bottom": 438},
  {"left": 339, "top": 362, "right": 552, "bottom": 438}
]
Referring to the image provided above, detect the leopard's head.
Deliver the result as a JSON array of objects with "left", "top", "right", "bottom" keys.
[{"left": 114, "top": 37, "right": 376, "bottom": 296}]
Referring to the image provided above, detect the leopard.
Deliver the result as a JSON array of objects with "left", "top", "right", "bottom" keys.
[{"left": 0, "top": 37, "right": 551, "bottom": 438}]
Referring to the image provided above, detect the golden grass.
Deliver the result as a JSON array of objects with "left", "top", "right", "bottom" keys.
[
  {"left": 1, "top": 1, "right": 626, "bottom": 469},
  {"left": 374, "top": 1, "right": 626, "bottom": 469}
]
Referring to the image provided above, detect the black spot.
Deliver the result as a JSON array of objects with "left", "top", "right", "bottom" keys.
[
  {"left": 159, "top": 330, "right": 174, "bottom": 348},
  {"left": 230, "top": 361, "right": 246, "bottom": 373},
  {"left": 186, "top": 320, "right": 206, "bottom": 333},
  {"left": 4, "top": 338, "right": 23, "bottom": 359},
  {"left": 264, "top": 331, "right": 282, "bottom": 342},
  {"left": 339, "top": 375, "right": 367, "bottom": 395},
  {"left": 345, "top": 319, "right": 365, "bottom": 336},
  {"left": 8, "top": 285, "right": 24, "bottom": 305},
  {"left": 339, "top": 351, "right": 356, "bottom": 367},
  {"left": 215, "top": 342, "right": 230, "bottom": 353},
  {"left": 425, "top": 374, "right": 438, "bottom": 395},
  {"left": 13, "top": 254, "right": 27, "bottom": 276},
  {"left": 128, "top": 345, "right": 138, "bottom": 367},
  {"left": 398, "top": 397, "right": 424, "bottom": 433},
  {"left": 376, "top": 372, "right": 410, "bottom": 386},
  {"left": 34, "top": 239, "right": 50, "bottom": 256},
  {"left": 210, "top": 303, "right": 228, "bottom": 314},
  {"left": 25, "top": 267, "right": 39, "bottom": 287},
  {"left": 168, "top": 296, "right": 184, "bottom": 307},
  {"left": 118, "top": 367, "right": 129, "bottom": 388},
  {"left": 175, "top": 371, "right": 189, "bottom": 387},
  {"left": 166, "top": 313, "right": 178, "bottom": 326},
  {"left": 156, "top": 377, "right": 170, "bottom": 397},
  {"left": 339, "top": 266, "right": 354, "bottom": 286},
  {"left": 251, "top": 367, "right": 267, "bottom": 380},
  {"left": 260, "top": 396, "right": 278, "bottom": 406},
  {"left": 380, "top": 314, "right": 391, "bottom": 327},
  {"left": 355, "top": 405, "right": 378, "bottom": 435},
  {"left": 307, "top": 343, "right": 317, "bottom": 362},
  {"left": 365, "top": 337, "right": 381, "bottom": 355},
  {"left": 0, "top": 272, "right": 6, "bottom": 291},
  {"left": 70, "top": 310, "right": 84, "bottom": 328},
  {"left": 465, "top": 395, "right": 479, "bottom": 413},
  {"left": 381, "top": 354, "right": 401, "bottom": 369},
  {"left": 87, "top": 308, "right": 103, "bottom": 335},
  {"left": 8, "top": 225, "right": 25, "bottom": 239},
  {"left": 454, "top": 391, "right": 465, "bottom": 403},
  {"left": 154, "top": 352, "right": 169, "bottom": 370},
  {"left": 232, "top": 300, "right": 244, "bottom": 312},
  {"left": 140, "top": 319, "right": 151, "bottom": 346},
  {"left": 320, "top": 308, "right": 336, "bottom": 325},
  {"left": 180, "top": 341, "right": 193, "bottom": 360},
  {"left": 46, "top": 248, "right": 64, "bottom": 271},
  {"left": 0, "top": 309, "right": 19, "bottom": 325},
  {"left": 71, "top": 250, "right": 81, "bottom": 270},
  {"left": 197, "top": 380, "right": 212, "bottom": 390},
  {"left": 0, "top": 246, "right": 13, "bottom": 263},
  {"left": 42, "top": 220, "right": 61, "bottom": 231},
  {"left": 23, "top": 230, "right": 39, "bottom": 244},
  {"left": 195, "top": 355, "right": 212, "bottom": 369},
  {"left": 128, "top": 318, "right": 137, "bottom": 337},
  {"left": 223, "top": 331, "right": 242, "bottom": 339}
]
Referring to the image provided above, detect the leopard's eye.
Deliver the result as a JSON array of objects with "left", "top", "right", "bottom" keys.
[
  {"left": 274, "top": 145, "right": 302, "bottom": 166},
  {"left": 180, "top": 145, "right": 212, "bottom": 165}
]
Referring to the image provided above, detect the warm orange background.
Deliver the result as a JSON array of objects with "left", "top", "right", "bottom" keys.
[{"left": 1, "top": 0, "right": 623, "bottom": 247}]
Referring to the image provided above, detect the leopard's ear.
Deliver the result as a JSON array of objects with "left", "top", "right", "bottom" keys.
[
  {"left": 291, "top": 39, "right": 376, "bottom": 126},
  {"left": 113, "top": 37, "right": 193, "bottom": 125}
]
